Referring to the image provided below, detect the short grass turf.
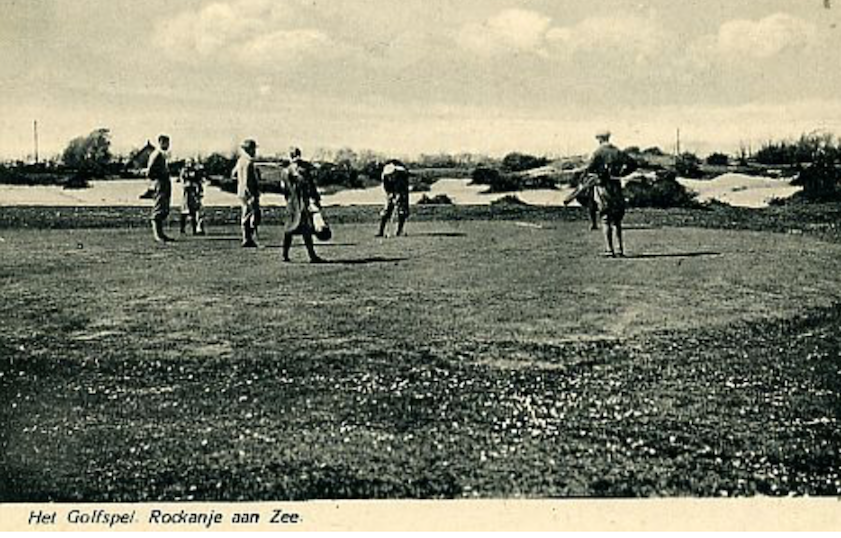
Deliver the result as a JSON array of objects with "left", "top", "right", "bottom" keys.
[{"left": 2, "top": 208, "right": 841, "bottom": 500}]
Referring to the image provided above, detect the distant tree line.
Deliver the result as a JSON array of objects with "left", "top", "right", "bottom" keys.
[
  {"left": 754, "top": 133, "right": 839, "bottom": 166},
  {"left": 2, "top": 128, "right": 839, "bottom": 203}
]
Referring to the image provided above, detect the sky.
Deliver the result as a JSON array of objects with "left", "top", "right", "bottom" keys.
[{"left": 1, "top": 0, "right": 840, "bottom": 159}]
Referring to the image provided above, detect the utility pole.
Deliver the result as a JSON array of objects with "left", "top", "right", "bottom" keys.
[
  {"left": 676, "top": 128, "right": 681, "bottom": 157},
  {"left": 33, "top": 120, "right": 39, "bottom": 164}
]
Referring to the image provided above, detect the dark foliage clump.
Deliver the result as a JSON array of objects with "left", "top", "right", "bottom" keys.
[
  {"left": 201, "top": 153, "right": 237, "bottom": 177},
  {"left": 490, "top": 195, "right": 528, "bottom": 206},
  {"left": 61, "top": 128, "right": 112, "bottom": 179},
  {"left": 500, "top": 152, "right": 549, "bottom": 173},
  {"left": 675, "top": 152, "right": 703, "bottom": 178},
  {"left": 790, "top": 151, "right": 841, "bottom": 202},
  {"left": 314, "top": 162, "right": 363, "bottom": 189},
  {"left": 706, "top": 152, "right": 730, "bottom": 166},
  {"left": 417, "top": 194, "right": 453, "bottom": 205},
  {"left": 755, "top": 133, "right": 839, "bottom": 166},
  {"left": 625, "top": 171, "right": 700, "bottom": 208}
]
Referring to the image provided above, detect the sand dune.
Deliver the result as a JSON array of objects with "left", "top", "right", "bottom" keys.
[
  {"left": 0, "top": 175, "right": 800, "bottom": 208},
  {"left": 678, "top": 173, "right": 801, "bottom": 208}
]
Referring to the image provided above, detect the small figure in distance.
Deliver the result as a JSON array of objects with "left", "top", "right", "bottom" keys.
[
  {"left": 178, "top": 159, "right": 206, "bottom": 236},
  {"left": 280, "top": 147, "right": 325, "bottom": 263},
  {"left": 232, "top": 139, "right": 261, "bottom": 248},
  {"left": 146, "top": 134, "right": 175, "bottom": 243},
  {"left": 377, "top": 159, "right": 411, "bottom": 237}
]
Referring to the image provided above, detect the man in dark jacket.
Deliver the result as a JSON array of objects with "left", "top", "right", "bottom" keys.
[
  {"left": 565, "top": 131, "right": 636, "bottom": 257},
  {"left": 146, "top": 135, "right": 174, "bottom": 243},
  {"left": 280, "top": 147, "right": 324, "bottom": 263}
]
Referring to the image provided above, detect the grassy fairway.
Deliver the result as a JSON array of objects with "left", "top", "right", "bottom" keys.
[{"left": 2, "top": 211, "right": 841, "bottom": 499}]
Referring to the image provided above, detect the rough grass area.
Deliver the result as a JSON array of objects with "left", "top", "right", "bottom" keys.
[{"left": 1, "top": 206, "right": 841, "bottom": 500}]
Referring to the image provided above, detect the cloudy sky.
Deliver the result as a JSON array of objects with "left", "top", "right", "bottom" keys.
[{"left": 1, "top": 0, "right": 839, "bottom": 159}]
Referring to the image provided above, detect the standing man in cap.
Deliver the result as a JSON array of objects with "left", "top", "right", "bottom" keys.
[
  {"left": 146, "top": 134, "right": 174, "bottom": 243},
  {"left": 279, "top": 147, "right": 324, "bottom": 263},
  {"left": 376, "top": 159, "right": 411, "bottom": 237},
  {"left": 232, "top": 139, "right": 261, "bottom": 248},
  {"left": 566, "top": 131, "right": 636, "bottom": 257}
]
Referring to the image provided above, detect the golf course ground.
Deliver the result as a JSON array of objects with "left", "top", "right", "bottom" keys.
[{"left": 1, "top": 203, "right": 841, "bottom": 500}]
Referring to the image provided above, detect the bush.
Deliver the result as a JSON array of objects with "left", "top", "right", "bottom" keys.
[
  {"left": 472, "top": 166, "right": 526, "bottom": 192},
  {"left": 675, "top": 152, "right": 703, "bottom": 178},
  {"left": 471, "top": 167, "right": 499, "bottom": 185},
  {"left": 417, "top": 194, "right": 453, "bottom": 205},
  {"left": 706, "top": 152, "right": 730, "bottom": 166},
  {"left": 500, "top": 152, "right": 549, "bottom": 173},
  {"left": 64, "top": 172, "right": 91, "bottom": 190},
  {"left": 202, "top": 153, "right": 237, "bottom": 177},
  {"left": 61, "top": 128, "right": 112, "bottom": 178},
  {"left": 521, "top": 175, "right": 559, "bottom": 190},
  {"left": 755, "top": 133, "right": 838, "bottom": 165},
  {"left": 491, "top": 195, "right": 528, "bottom": 206},
  {"left": 790, "top": 151, "right": 840, "bottom": 201},
  {"left": 625, "top": 171, "right": 699, "bottom": 208},
  {"left": 314, "top": 162, "right": 362, "bottom": 189},
  {"left": 642, "top": 146, "right": 666, "bottom": 156}
]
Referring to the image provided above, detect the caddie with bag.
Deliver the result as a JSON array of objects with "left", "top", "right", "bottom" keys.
[
  {"left": 279, "top": 147, "right": 326, "bottom": 263},
  {"left": 565, "top": 131, "right": 637, "bottom": 258}
]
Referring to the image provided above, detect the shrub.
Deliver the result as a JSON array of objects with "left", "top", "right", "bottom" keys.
[
  {"left": 500, "top": 152, "right": 549, "bottom": 173},
  {"left": 675, "top": 152, "right": 703, "bottom": 178},
  {"left": 642, "top": 146, "right": 666, "bottom": 156},
  {"left": 314, "top": 162, "right": 362, "bottom": 189},
  {"left": 755, "top": 133, "right": 839, "bottom": 165},
  {"left": 486, "top": 174, "right": 521, "bottom": 193},
  {"left": 625, "top": 171, "right": 699, "bottom": 208},
  {"left": 61, "top": 128, "right": 112, "bottom": 178},
  {"left": 705, "top": 152, "right": 729, "bottom": 166},
  {"left": 64, "top": 172, "right": 91, "bottom": 190},
  {"left": 202, "top": 153, "right": 237, "bottom": 177},
  {"left": 417, "top": 194, "right": 453, "bottom": 205},
  {"left": 521, "top": 174, "right": 559, "bottom": 190},
  {"left": 471, "top": 167, "right": 500, "bottom": 186},
  {"left": 790, "top": 151, "right": 840, "bottom": 201},
  {"left": 491, "top": 195, "right": 528, "bottom": 206}
]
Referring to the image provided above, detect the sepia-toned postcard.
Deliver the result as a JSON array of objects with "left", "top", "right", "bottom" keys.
[{"left": 2, "top": 0, "right": 841, "bottom": 531}]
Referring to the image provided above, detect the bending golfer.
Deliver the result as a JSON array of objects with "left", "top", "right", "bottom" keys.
[
  {"left": 377, "top": 160, "right": 411, "bottom": 237},
  {"left": 280, "top": 148, "right": 324, "bottom": 263},
  {"left": 146, "top": 135, "right": 174, "bottom": 243},
  {"left": 232, "top": 139, "right": 261, "bottom": 248}
]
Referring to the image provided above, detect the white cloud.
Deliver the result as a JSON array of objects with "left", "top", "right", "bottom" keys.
[
  {"left": 457, "top": 9, "right": 662, "bottom": 62},
  {"left": 153, "top": 0, "right": 340, "bottom": 67},
  {"left": 235, "top": 29, "right": 333, "bottom": 65},
  {"left": 457, "top": 9, "right": 553, "bottom": 56},
  {"left": 546, "top": 15, "right": 660, "bottom": 61},
  {"left": 697, "top": 13, "right": 815, "bottom": 61}
]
